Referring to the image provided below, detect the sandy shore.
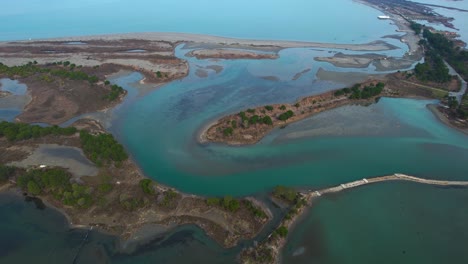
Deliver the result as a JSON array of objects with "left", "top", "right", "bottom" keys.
[
  {"left": 427, "top": 104, "right": 468, "bottom": 135},
  {"left": 187, "top": 49, "right": 279, "bottom": 60},
  {"left": 5, "top": 32, "right": 399, "bottom": 52}
]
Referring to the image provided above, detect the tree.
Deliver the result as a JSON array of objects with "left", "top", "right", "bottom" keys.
[
  {"left": 27, "top": 181, "right": 41, "bottom": 196},
  {"left": 0, "top": 165, "right": 14, "bottom": 183},
  {"left": 139, "top": 179, "right": 156, "bottom": 195},
  {"left": 275, "top": 226, "right": 288, "bottom": 237},
  {"left": 262, "top": 116, "right": 273, "bottom": 125}
]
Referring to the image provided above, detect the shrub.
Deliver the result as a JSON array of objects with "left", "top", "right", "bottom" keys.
[
  {"left": 275, "top": 226, "right": 288, "bottom": 237},
  {"left": 139, "top": 179, "right": 156, "bottom": 195},
  {"left": 223, "top": 127, "right": 234, "bottom": 136},
  {"left": 278, "top": 110, "right": 294, "bottom": 121}
]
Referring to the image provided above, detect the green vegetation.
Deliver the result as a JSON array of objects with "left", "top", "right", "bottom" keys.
[
  {"left": 274, "top": 226, "right": 288, "bottom": 238},
  {"left": 0, "top": 165, "right": 15, "bottom": 183},
  {"left": 0, "top": 121, "right": 77, "bottom": 141},
  {"left": 279, "top": 105, "right": 286, "bottom": 110},
  {"left": 0, "top": 62, "right": 45, "bottom": 78},
  {"left": 98, "top": 183, "right": 113, "bottom": 194},
  {"left": 273, "top": 185, "right": 299, "bottom": 203},
  {"left": 104, "top": 84, "right": 125, "bottom": 101},
  {"left": 409, "top": 21, "right": 423, "bottom": 35},
  {"left": 294, "top": 103, "right": 300, "bottom": 108},
  {"left": 244, "top": 200, "right": 267, "bottom": 219},
  {"left": 417, "top": 28, "right": 468, "bottom": 119},
  {"left": 249, "top": 115, "right": 260, "bottom": 125},
  {"left": 156, "top": 71, "right": 162, "bottom": 78},
  {"left": 205, "top": 196, "right": 240, "bottom": 212},
  {"left": 231, "top": 120, "right": 237, "bottom": 128},
  {"left": 414, "top": 51, "right": 451, "bottom": 83},
  {"left": 17, "top": 168, "right": 93, "bottom": 208},
  {"left": 139, "top": 179, "right": 156, "bottom": 195},
  {"left": 247, "top": 108, "right": 256, "bottom": 113},
  {"left": 223, "top": 127, "right": 234, "bottom": 136},
  {"left": 278, "top": 110, "right": 294, "bottom": 121},
  {"left": 264, "top": 105, "right": 274, "bottom": 111},
  {"left": 206, "top": 197, "right": 221, "bottom": 206},
  {"left": 334, "top": 87, "right": 351, "bottom": 97},
  {"left": 348, "top": 82, "right": 385, "bottom": 99},
  {"left": 120, "top": 195, "right": 145, "bottom": 211},
  {"left": 262, "top": 115, "right": 273, "bottom": 125},
  {"left": 161, "top": 189, "right": 179, "bottom": 207},
  {"left": 238, "top": 111, "right": 248, "bottom": 122},
  {"left": 79, "top": 131, "right": 128, "bottom": 166}
]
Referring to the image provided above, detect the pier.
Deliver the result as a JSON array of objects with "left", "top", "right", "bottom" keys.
[{"left": 304, "top": 173, "right": 468, "bottom": 202}]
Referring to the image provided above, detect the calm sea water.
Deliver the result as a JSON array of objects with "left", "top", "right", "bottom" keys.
[
  {"left": 283, "top": 182, "right": 468, "bottom": 263},
  {"left": 0, "top": 192, "right": 239, "bottom": 264},
  {"left": 1, "top": 0, "right": 468, "bottom": 263},
  {"left": 0, "top": 0, "right": 397, "bottom": 43}
]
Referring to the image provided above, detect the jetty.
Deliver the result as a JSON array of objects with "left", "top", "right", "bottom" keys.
[
  {"left": 241, "top": 174, "right": 468, "bottom": 264},
  {"left": 305, "top": 173, "right": 468, "bottom": 200}
]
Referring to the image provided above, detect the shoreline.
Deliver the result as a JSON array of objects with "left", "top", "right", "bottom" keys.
[
  {"left": 2, "top": 32, "right": 400, "bottom": 52},
  {"left": 240, "top": 173, "right": 468, "bottom": 263},
  {"left": 427, "top": 104, "right": 468, "bottom": 136}
]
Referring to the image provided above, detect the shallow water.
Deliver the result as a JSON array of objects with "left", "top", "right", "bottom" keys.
[
  {"left": 0, "top": 192, "right": 239, "bottom": 264},
  {"left": 112, "top": 47, "right": 468, "bottom": 197},
  {"left": 283, "top": 182, "right": 468, "bottom": 264}
]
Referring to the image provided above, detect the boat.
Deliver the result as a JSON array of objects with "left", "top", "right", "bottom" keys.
[{"left": 378, "top": 15, "right": 391, "bottom": 19}]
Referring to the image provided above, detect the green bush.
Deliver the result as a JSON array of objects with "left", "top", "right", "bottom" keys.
[
  {"left": 206, "top": 197, "right": 221, "bottom": 206},
  {"left": 223, "top": 127, "right": 234, "bottom": 136},
  {"left": 262, "top": 115, "right": 273, "bottom": 125},
  {"left": 139, "top": 179, "right": 156, "bottom": 195},
  {"left": 278, "top": 110, "right": 294, "bottom": 121},
  {"left": 273, "top": 186, "right": 298, "bottom": 203},
  {"left": 275, "top": 226, "right": 288, "bottom": 238},
  {"left": 27, "top": 181, "right": 41, "bottom": 195},
  {"left": 244, "top": 200, "right": 267, "bottom": 219},
  {"left": 264, "top": 105, "right": 274, "bottom": 111}
]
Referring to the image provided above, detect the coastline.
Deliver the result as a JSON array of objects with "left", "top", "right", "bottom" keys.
[
  {"left": 427, "top": 104, "right": 468, "bottom": 135},
  {"left": 2, "top": 32, "right": 399, "bottom": 52}
]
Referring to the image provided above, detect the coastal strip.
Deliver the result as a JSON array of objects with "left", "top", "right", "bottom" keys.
[{"left": 240, "top": 173, "right": 468, "bottom": 264}]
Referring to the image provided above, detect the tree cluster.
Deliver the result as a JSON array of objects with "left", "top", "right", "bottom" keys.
[
  {"left": 0, "top": 121, "right": 77, "bottom": 141},
  {"left": 272, "top": 185, "right": 299, "bottom": 204},
  {"left": 0, "top": 165, "right": 15, "bottom": 183},
  {"left": 205, "top": 195, "right": 240, "bottom": 212},
  {"left": 104, "top": 84, "right": 125, "bottom": 101},
  {"left": 347, "top": 82, "right": 385, "bottom": 99},
  {"left": 79, "top": 131, "right": 128, "bottom": 166},
  {"left": 16, "top": 168, "right": 93, "bottom": 208}
]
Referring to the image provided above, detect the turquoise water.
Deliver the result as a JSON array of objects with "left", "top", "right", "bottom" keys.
[
  {"left": 283, "top": 182, "right": 468, "bottom": 263},
  {"left": 1, "top": 0, "right": 397, "bottom": 43},
  {"left": 113, "top": 46, "right": 468, "bottom": 197},
  {"left": 1, "top": 0, "right": 468, "bottom": 262}
]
